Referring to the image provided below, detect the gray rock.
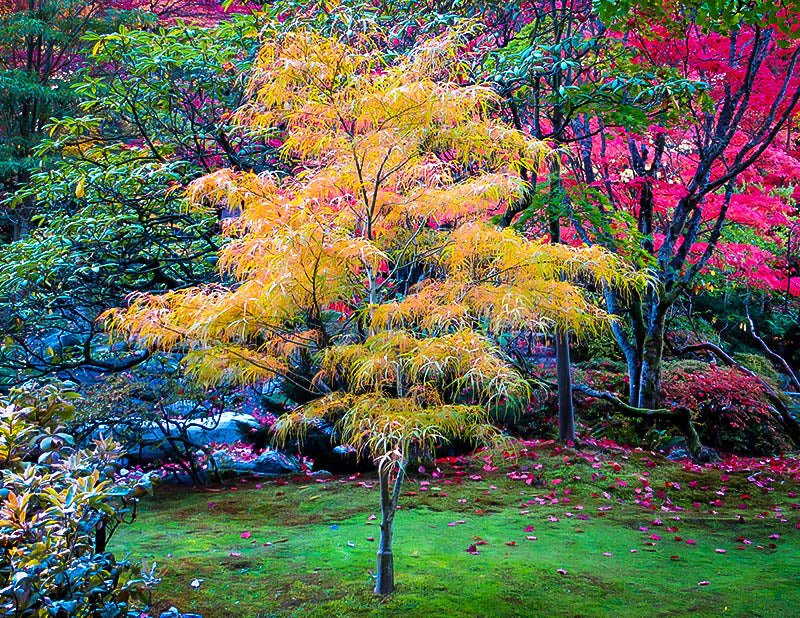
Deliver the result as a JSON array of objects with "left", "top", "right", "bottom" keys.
[
  {"left": 105, "top": 411, "right": 261, "bottom": 462},
  {"left": 251, "top": 449, "right": 300, "bottom": 474},
  {"left": 696, "top": 446, "right": 720, "bottom": 463},
  {"left": 212, "top": 448, "right": 300, "bottom": 475}
]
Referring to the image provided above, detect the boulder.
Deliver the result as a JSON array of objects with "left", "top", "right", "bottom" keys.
[
  {"left": 212, "top": 448, "right": 300, "bottom": 475},
  {"left": 111, "top": 411, "right": 261, "bottom": 462},
  {"left": 284, "top": 418, "right": 372, "bottom": 473}
]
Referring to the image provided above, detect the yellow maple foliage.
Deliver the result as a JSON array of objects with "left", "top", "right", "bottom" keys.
[{"left": 104, "top": 29, "right": 645, "bottom": 595}]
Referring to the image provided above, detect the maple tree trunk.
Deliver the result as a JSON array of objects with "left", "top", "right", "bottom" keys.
[
  {"left": 625, "top": 354, "right": 641, "bottom": 407},
  {"left": 637, "top": 304, "right": 667, "bottom": 409},
  {"left": 375, "top": 467, "right": 397, "bottom": 595},
  {"left": 547, "top": 160, "right": 576, "bottom": 443},
  {"left": 638, "top": 344, "right": 663, "bottom": 409}
]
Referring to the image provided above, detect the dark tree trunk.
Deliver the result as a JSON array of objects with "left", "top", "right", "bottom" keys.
[
  {"left": 95, "top": 518, "right": 107, "bottom": 554},
  {"left": 556, "top": 327, "right": 575, "bottom": 442}
]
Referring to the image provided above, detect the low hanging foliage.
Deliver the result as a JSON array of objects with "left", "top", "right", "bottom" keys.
[{"left": 105, "top": 27, "right": 644, "bottom": 595}]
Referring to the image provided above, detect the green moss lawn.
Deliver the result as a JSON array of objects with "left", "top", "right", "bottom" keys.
[{"left": 115, "top": 445, "right": 800, "bottom": 617}]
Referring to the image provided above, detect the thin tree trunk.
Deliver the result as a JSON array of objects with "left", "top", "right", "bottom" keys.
[
  {"left": 548, "top": 158, "right": 575, "bottom": 442},
  {"left": 95, "top": 518, "right": 107, "bottom": 553},
  {"left": 375, "top": 463, "right": 405, "bottom": 595},
  {"left": 605, "top": 288, "right": 641, "bottom": 405}
]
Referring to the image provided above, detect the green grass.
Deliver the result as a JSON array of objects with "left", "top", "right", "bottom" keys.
[{"left": 115, "top": 447, "right": 800, "bottom": 617}]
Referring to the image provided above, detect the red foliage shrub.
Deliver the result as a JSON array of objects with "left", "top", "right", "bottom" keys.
[{"left": 662, "top": 362, "right": 790, "bottom": 454}]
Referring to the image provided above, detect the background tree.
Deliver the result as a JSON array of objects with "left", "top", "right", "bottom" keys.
[
  {"left": 0, "top": 12, "right": 271, "bottom": 386},
  {"left": 569, "top": 0, "right": 800, "bottom": 408},
  {"left": 0, "top": 0, "right": 169, "bottom": 240}
]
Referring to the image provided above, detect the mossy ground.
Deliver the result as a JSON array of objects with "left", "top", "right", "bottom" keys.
[{"left": 115, "top": 445, "right": 800, "bottom": 617}]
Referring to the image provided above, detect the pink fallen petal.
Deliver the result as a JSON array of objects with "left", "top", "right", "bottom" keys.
[
  {"left": 602, "top": 552, "right": 613, "bottom": 557},
  {"left": 698, "top": 581, "right": 710, "bottom": 586},
  {"left": 556, "top": 568, "right": 567, "bottom": 575},
  {"left": 715, "top": 549, "right": 726, "bottom": 554},
  {"left": 240, "top": 532, "right": 252, "bottom": 539}
]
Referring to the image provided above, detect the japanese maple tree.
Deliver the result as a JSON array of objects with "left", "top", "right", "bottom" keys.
[{"left": 106, "top": 29, "right": 641, "bottom": 594}]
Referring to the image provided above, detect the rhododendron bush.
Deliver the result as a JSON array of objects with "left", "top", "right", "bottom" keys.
[{"left": 0, "top": 384, "right": 157, "bottom": 616}]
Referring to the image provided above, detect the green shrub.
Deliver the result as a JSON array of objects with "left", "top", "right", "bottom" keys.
[
  {"left": 0, "top": 384, "right": 158, "bottom": 616},
  {"left": 573, "top": 331, "right": 625, "bottom": 362},
  {"left": 732, "top": 353, "right": 782, "bottom": 385}
]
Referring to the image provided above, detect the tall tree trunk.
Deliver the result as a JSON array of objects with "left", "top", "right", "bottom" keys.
[
  {"left": 556, "top": 327, "right": 575, "bottom": 442},
  {"left": 548, "top": 157, "right": 575, "bottom": 442},
  {"left": 637, "top": 306, "right": 667, "bottom": 409}
]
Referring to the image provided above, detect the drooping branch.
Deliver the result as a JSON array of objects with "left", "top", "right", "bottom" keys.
[
  {"left": 673, "top": 341, "right": 800, "bottom": 446},
  {"left": 743, "top": 314, "right": 800, "bottom": 392},
  {"left": 570, "top": 382, "right": 702, "bottom": 457}
]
